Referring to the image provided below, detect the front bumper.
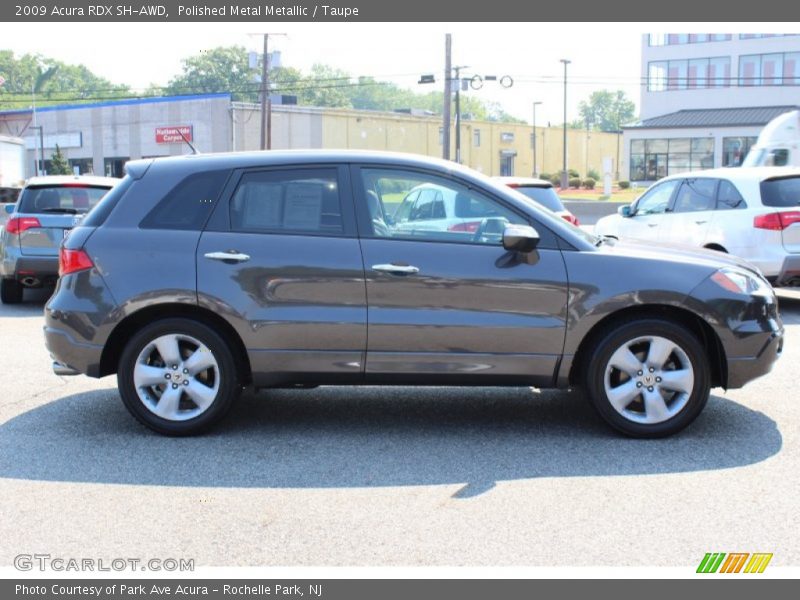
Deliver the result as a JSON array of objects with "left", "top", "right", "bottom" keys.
[{"left": 726, "top": 327, "right": 783, "bottom": 389}]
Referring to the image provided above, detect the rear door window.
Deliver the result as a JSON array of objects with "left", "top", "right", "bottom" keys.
[
  {"left": 672, "top": 179, "right": 717, "bottom": 213},
  {"left": 230, "top": 168, "right": 345, "bottom": 235},
  {"left": 140, "top": 170, "right": 230, "bottom": 230},
  {"left": 760, "top": 176, "right": 800, "bottom": 207}
]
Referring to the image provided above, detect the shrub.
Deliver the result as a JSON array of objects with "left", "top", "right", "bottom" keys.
[
  {"left": 569, "top": 177, "right": 582, "bottom": 189},
  {"left": 587, "top": 168, "right": 600, "bottom": 181},
  {"left": 583, "top": 178, "right": 596, "bottom": 190},
  {"left": 568, "top": 168, "right": 580, "bottom": 178},
  {"left": 550, "top": 174, "right": 563, "bottom": 187},
  {"left": 539, "top": 172, "right": 552, "bottom": 181},
  {"left": 618, "top": 180, "right": 631, "bottom": 189}
]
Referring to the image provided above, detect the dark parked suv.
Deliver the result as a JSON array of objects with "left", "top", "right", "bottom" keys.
[{"left": 45, "top": 151, "right": 784, "bottom": 437}]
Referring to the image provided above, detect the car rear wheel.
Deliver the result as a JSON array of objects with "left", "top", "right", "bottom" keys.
[
  {"left": 583, "top": 319, "right": 710, "bottom": 438},
  {"left": 117, "top": 318, "right": 241, "bottom": 436},
  {"left": 1, "top": 278, "right": 23, "bottom": 304}
]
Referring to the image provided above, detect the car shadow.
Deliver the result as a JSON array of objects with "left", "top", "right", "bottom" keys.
[
  {"left": 0, "top": 290, "right": 50, "bottom": 317},
  {"left": 0, "top": 386, "right": 781, "bottom": 495}
]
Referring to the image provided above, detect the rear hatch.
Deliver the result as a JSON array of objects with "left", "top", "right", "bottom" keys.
[
  {"left": 760, "top": 176, "right": 800, "bottom": 253},
  {"left": 15, "top": 184, "right": 111, "bottom": 256}
]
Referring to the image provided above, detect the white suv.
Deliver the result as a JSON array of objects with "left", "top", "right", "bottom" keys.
[{"left": 595, "top": 167, "right": 800, "bottom": 286}]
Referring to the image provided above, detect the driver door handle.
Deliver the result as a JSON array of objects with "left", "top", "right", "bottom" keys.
[
  {"left": 372, "top": 263, "right": 420, "bottom": 275},
  {"left": 647, "top": 223, "right": 658, "bottom": 227}
]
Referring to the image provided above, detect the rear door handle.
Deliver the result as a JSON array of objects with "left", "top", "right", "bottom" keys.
[
  {"left": 204, "top": 251, "right": 251, "bottom": 263},
  {"left": 695, "top": 220, "right": 707, "bottom": 225},
  {"left": 647, "top": 223, "right": 658, "bottom": 227},
  {"left": 372, "top": 263, "right": 420, "bottom": 275}
]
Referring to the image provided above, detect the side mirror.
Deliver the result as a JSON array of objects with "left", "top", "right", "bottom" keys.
[
  {"left": 4, "top": 204, "right": 14, "bottom": 215},
  {"left": 502, "top": 224, "right": 540, "bottom": 253},
  {"left": 618, "top": 204, "right": 633, "bottom": 218}
]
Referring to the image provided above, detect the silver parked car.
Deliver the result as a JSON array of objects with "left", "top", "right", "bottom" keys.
[{"left": 1, "top": 175, "right": 118, "bottom": 303}]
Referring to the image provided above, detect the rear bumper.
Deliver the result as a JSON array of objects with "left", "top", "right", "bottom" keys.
[
  {"left": 44, "top": 325, "right": 104, "bottom": 378},
  {"left": 771, "top": 254, "right": 800, "bottom": 286},
  {"left": 1, "top": 252, "right": 58, "bottom": 283}
]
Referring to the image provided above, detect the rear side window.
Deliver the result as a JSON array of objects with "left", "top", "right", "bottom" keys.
[
  {"left": 760, "top": 177, "right": 800, "bottom": 207},
  {"left": 512, "top": 185, "right": 564, "bottom": 212},
  {"left": 18, "top": 184, "right": 112, "bottom": 214},
  {"left": 716, "top": 180, "right": 747, "bottom": 210},
  {"left": 672, "top": 179, "right": 717, "bottom": 213},
  {"left": 140, "top": 170, "right": 230, "bottom": 230},
  {"left": 81, "top": 177, "right": 133, "bottom": 227},
  {"left": 230, "top": 168, "right": 343, "bottom": 234}
]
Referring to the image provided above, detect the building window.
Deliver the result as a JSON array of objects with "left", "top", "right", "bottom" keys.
[
  {"left": 438, "top": 127, "right": 444, "bottom": 146},
  {"left": 473, "top": 129, "right": 481, "bottom": 147},
  {"left": 739, "top": 52, "right": 800, "bottom": 86},
  {"left": 649, "top": 33, "right": 731, "bottom": 46},
  {"left": 648, "top": 57, "right": 730, "bottom": 91},
  {"left": 629, "top": 138, "right": 715, "bottom": 181},
  {"left": 500, "top": 132, "right": 514, "bottom": 142},
  {"left": 722, "top": 136, "right": 758, "bottom": 167},
  {"left": 739, "top": 33, "right": 799, "bottom": 40},
  {"left": 69, "top": 158, "right": 94, "bottom": 175},
  {"left": 104, "top": 157, "right": 129, "bottom": 178}
]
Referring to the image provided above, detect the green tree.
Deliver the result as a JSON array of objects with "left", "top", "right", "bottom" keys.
[
  {"left": 577, "top": 90, "right": 636, "bottom": 132},
  {"left": 0, "top": 50, "right": 130, "bottom": 110},
  {"left": 164, "top": 45, "right": 259, "bottom": 101},
  {"left": 49, "top": 144, "right": 71, "bottom": 175}
]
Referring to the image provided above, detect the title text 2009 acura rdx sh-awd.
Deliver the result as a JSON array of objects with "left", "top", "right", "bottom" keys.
[{"left": 44, "top": 151, "right": 783, "bottom": 437}]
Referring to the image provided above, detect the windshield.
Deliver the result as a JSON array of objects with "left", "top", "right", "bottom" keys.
[
  {"left": 18, "top": 185, "right": 113, "bottom": 214},
  {"left": 511, "top": 185, "right": 565, "bottom": 212}
]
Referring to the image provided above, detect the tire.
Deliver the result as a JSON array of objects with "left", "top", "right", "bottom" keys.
[
  {"left": 117, "top": 318, "right": 241, "bottom": 436},
  {"left": 583, "top": 318, "right": 710, "bottom": 438},
  {"left": 1, "top": 278, "right": 23, "bottom": 304}
]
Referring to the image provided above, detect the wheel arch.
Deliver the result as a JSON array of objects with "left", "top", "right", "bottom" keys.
[
  {"left": 99, "top": 303, "right": 252, "bottom": 384},
  {"left": 568, "top": 304, "right": 727, "bottom": 389}
]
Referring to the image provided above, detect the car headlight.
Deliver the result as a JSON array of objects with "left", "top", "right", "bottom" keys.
[{"left": 710, "top": 267, "right": 774, "bottom": 298}]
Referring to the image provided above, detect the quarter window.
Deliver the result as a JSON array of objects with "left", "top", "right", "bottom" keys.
[{"left": 716, "top": 180, "right": 747, "bottom": 210}]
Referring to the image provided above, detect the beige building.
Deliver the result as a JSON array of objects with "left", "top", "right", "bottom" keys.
[{"left": 234, "top": 103, "right": 622, "bottom": 179}]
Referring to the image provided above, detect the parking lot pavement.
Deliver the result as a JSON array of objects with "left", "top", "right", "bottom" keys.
[{"left": 0, "top": 291, "right": 798, "bottom": 568}]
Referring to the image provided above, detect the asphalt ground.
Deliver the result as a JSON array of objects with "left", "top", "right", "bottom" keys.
[{"left": 0, "top": 287, "right": 798, "bottom": 568}]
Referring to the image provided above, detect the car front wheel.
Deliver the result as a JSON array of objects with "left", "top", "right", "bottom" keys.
[
  {"left": 117, "top": 318, "right": 241, "bottom": 436},
  {"left": 584, "top": 319, "right": 710, "bottom": 438}
]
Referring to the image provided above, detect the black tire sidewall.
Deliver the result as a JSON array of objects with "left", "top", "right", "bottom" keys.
[
  {"left": 585, "top": 319, "right": 710, "bottom": 438},
  {"left": 1, "top": 279, "right": 23, "bottom": 304},
  {"left": 117, "top": 318, "right": 240, "bottom": 436}
]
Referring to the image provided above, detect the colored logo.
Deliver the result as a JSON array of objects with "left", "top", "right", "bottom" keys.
[{"left": 697, "top": 552, "right": 773, "bottom": 573}]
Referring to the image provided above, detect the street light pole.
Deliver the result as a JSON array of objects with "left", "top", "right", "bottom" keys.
[
  {"left": 560, "top": 59, "right": 570, "bottom": 189},
  {"left": 532, "top": 101, "right": 542, "bottom": 177}
]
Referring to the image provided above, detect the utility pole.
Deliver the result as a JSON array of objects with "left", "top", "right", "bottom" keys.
[
  {"left": 454, "top": 65, "right": 462, "bottom": 164},
  {"left": 532, "top": 101, "right": 542, "bottom": 177},
  {"left": 254, "top": 32, "right": 286, "bottom": 150},
  {"left": 560, "top": 59, "right": 571, "bottom": 189},
  {"left": 259, "top": 34, "right": 269, "bottom": 150},
  {"left": 442, "top": 34, "right": 452, "bottom": 161}
]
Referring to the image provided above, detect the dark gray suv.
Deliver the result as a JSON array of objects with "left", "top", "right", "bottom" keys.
[{"left": 44, "top": 151, "right": 784, "bottom": 437}]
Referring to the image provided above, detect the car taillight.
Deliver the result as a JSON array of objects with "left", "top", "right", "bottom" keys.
[
  {"left": 448, "top": 221, "right": 481, "bottom": 232},
  {"left": 59, "top": 248, "right": 94, "bottom": 276},
  {"left": 563, "top": 214, "right": 580, "bottom": 226},
  {"left": 4, "top": 217, "right": 41, "bottom": 235},
  {"left": 754, "top": 211, "right": 800, "bottom": 230}
]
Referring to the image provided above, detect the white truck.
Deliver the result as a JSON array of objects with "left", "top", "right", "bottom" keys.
[{"left": 742, "top": 109, "right": 800, "bottom": 168}]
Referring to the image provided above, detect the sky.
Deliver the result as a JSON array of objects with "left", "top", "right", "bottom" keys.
[{"left": 0, "top": 22, "right": 793, "bottom": 124}]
